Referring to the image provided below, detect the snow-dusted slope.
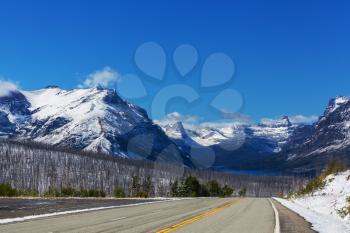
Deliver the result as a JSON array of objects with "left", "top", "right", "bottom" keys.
[
  {"left": 21, "top": 88, "right": 147, "bottom": 153},
  {"left": 0, "top": 86, "right": 190, "bottom": 165},
  {"left": 21, "top": 87, "right": 147, "bottom": 154},
  {"left": 275, "top": 170, "right": 350, "bottom": 233}
]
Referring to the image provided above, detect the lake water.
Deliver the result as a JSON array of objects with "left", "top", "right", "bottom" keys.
[{"left": 212, "top": 167, "right": 285, "bottom": 176}]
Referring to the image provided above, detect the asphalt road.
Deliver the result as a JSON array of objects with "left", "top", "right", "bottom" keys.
[
  {"left": 0, "top": 198, "right": 314, "bottom": 233},
  {"left": 0, "top": 198, "right": 159, "bottom": 219}
]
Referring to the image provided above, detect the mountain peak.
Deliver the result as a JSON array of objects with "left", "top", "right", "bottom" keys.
[
  {"left": 93, "top": 84, "right": 113, "bottom": 91},
  {"left": 259, "top": 116, "right": 292, "bottom": 128},
  {"left": 44, "top": 85, "right": 60, "bottom": 89},
  {"left": 326, "top": 96, "right": 350, "bottom": 114},
  {"left": 161, "top": 121, "right": 188, "bottom": 139},
  {"left": 170, "top": 121, "right": 185, "bottom": 129},
  {"left": 281, "top": 116, "right": 292, "bottom": 126}
]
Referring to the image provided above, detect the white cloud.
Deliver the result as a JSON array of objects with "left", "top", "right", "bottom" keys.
[
  {"left": 79, "top": 67, "right": 120, "bottom": 88},
  {"left": 154, "top": 111, "right": 249, "bottom": 131},
  {"left": 195, "top": 121, "right": 236, "bottom": 129},
  {"left": 289, "top": 115, "right": 318, "bottom": 125},
  {"left": 260, "top": 118, "right": 283, "bottom": 125},
  {"left": 154, "top": 112, "right": 200, "bottom": 126},
  {"left": 221, "top": 112, "right": 252, "bottom": 124},
  {"left": 0, "top": 80, "right": 19, "bottom": 97}
]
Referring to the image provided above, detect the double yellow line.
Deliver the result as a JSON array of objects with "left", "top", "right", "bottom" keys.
[{"left": 156, "top": 199, "right": 241, "bottom": 233}]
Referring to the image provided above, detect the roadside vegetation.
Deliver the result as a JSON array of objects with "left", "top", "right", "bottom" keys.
[
  {"left": 0, "top": 176, "right": 238, "bottom": 198},
  {"left": 0, "top": 183, "right": 39, "bottom": 197},
  {"left": 43, "top": 187, "right": 106, "bottom": 198},
  {"left": 170, "top": 176, "right": 240, "bottom": 197},
  {"left": 337, "top": 196, "right": 350, "bottom": 217},
  {"left": 0, "top": 183, "right": 108, "bottom": 198},
  {"left": 292, "top": 160, "right": 348, "bottom": 197}
]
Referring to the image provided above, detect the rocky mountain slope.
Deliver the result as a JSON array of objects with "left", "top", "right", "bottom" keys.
[
  {"left": 0, "top": 86, "right": 192, "bottom": 166},
  {"left": 280, "top": 96, "right": 350, "bottom": 172}
]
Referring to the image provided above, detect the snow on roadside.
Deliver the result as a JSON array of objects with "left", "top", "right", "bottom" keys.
[
  {"left": 275, "top": 197, "right": 350, "bottom": 233},
  {"left": 274, "top": 170, "right": 350, "bottom": 233}
]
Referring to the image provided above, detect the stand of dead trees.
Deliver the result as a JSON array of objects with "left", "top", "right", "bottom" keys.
[{"left": 0, "top": 140, "right": 308, "bottom": 197}]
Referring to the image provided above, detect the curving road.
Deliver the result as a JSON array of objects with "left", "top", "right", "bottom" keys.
[{"left": 0, "top": 198, "right": 314, "bottom": 233}]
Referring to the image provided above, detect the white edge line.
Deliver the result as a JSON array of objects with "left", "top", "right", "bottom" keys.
[
  {"left": 269, "top": 198, "right": 280, "bottom": 233},
  {"left": 0, "top": 199, "right": 175, "bottom": 225}
]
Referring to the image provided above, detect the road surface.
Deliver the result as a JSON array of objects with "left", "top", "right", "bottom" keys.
[
  {"left": 0, "top": 198, "right": 159, "bottom": 219},
  {"left": 0, "top": 198, "right": 315, "bottom": 233}
]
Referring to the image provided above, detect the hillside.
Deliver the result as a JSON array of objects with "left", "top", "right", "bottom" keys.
[{"left": 275, "top": 163, "right": 350, "bottom": 233}]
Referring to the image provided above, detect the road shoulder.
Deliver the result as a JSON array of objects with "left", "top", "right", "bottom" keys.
[{"left": 272, "top": 199, "right": 316, "bottom": 233}]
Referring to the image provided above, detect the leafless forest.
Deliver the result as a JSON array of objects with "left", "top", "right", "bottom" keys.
[{"left": 0, "top": 140, "right": 308, "bottom": 197}]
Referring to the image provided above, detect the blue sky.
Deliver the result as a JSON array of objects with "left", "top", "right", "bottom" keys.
[{"left": 0, "top": 0, "right": 349, "bottom": 123}]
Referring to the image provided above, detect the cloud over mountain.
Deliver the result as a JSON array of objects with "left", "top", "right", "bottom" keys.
[
  {"left": 79, "top": 67, "right": 120, "bottom": 88},
  {"left": 0, "top": 80, "right": 19, "bottom": 97}
]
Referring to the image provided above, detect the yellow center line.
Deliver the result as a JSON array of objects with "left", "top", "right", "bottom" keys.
[{"left": 156, "top": 199, "right": 241, "bottom": 233}]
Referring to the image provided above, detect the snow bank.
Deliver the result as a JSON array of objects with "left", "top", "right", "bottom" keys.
[{"left": 274, "top": 170, "right": 350, "bottom": 233}]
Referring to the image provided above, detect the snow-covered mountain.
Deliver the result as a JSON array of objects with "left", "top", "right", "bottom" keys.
[
  {"left": 158, "top": 116, "right": 298, "bottom": 169},
  {"left": 246, "top": 116, "right": 295, "bottom": 153},
  {"left": 160, "top": 116, "right": 296, "bottom": 154},
  {"left": 0, "top": 86, "right": 192, "bottom": 165}
]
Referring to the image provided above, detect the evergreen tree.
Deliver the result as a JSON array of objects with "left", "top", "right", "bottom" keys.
[
  {"left": 238, "top": 187, "right": 247, "bottom": 197},
  {"left": 170, "top": 180, "right": 179, "bottom": 197},
  {"left": 222, "top": 185, "right": 234, "bottom": 197},
  {"left": 184, "top": 176, "right": 201, "bottom": 197},
  {"left": 208, "top": 180, "right": 222, "bottom": 197},
  {"left": 131, "top": 175, "right": 141, "bottom": 197}
]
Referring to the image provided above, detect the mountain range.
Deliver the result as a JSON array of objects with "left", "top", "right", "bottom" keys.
[
  {"left": 161, "top": 96, "right": 350, "bottom": 173},
  {"left": 0, "top": 86, "right": 349, "bottom": 174}
]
